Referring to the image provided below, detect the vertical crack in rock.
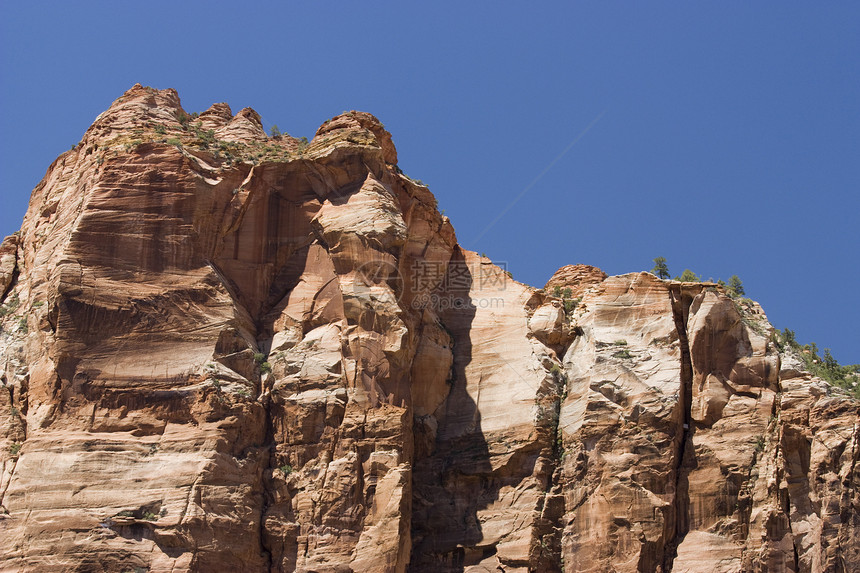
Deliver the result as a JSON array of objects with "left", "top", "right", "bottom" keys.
[
  {"left": 259, "top": 398, "right": 276, "bottom": 571},
  {"left": 840, "top": 421, "right": 860, "bottom": 568},
  {"left": 525, "top": 291, "right": 574, "bottom": 571},
  {"left": 664, "top": 284, "right": 695, "bottom": 572},
  {"left": 2, "top": 87, "right": 860, "bottom": 572},
  {"left": 534, "top": 362, "right": 566, "bottom": 572},
  {"left": 0, "top": 368, "right": 24, "bottom": 508},
  {"left": 1, "top": 235, "right": 25, "bottom": 514}
]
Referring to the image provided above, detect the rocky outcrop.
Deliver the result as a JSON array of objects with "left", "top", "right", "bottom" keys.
[
  {"left": 0, "top": 234, "right": 17, "bottom": 299},
  {"left": 555, "top": 273, "right": 858, "bottom": 573},
  {"left": 544, "top": 264, "right": 607, "bottom": 300},
  {"left": 0, "top": 85, "right": 857, "bottom": 572},
  {"left": 0, "top": 84, "right": 447, "bottom": 572}
]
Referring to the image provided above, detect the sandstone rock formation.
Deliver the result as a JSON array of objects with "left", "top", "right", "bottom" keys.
[
  {"left": 544, "top": 264, "right": 607, "bottom": 301},
  {"left": 0, "top": 85, "right": 857, "bottom": 572}
]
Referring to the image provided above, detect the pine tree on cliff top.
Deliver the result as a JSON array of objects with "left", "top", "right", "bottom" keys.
[{"left": 651, "top": 257, "right": 670, "bottom": 279}]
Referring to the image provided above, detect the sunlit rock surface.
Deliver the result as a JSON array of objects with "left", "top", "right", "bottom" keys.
[{"left": 0, "top": 85, "right": 856, "bottom": 573}]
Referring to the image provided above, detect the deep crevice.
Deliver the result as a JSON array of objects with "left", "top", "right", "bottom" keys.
[
  {"left": 837, "top": 422, "right": 860, "bottom": 573},
  {"left": 663, "top": 285, "right": 695, "bottom": 572},
  {"left": 259, "top": 396, "right": 276, "bottom": 572},
  {"left": 531, "top": 365, "right": 566, "bottom": 572},
  {"left": 1, "top": 255, "right": 25, "bottom": 513},
  {"left": 0, "top": 266, "right": 18, "bottom": 306}
]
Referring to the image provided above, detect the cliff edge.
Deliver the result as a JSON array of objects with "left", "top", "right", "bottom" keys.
[{"left": 0, "top": 85, "right": 857, "bottom": 572}]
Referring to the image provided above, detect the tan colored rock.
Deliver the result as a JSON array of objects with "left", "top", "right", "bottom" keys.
[
  {"left": 316, "top": 111, "right": 398, "bottom": 165},
  {"left": 559, "top": 273, "right": 684, "bottom": 572},
  {"left": 1, "top": 86, "right": 857, "bottom": 573},
  {"left": 311, "top": 171, "right": 407, "bottom": 255},
  {"left": 528, "top": 300, "right": 571, "bottom": 347},
  {"left": 214, "top": 106, "right": 268, "bottom": 144},
  {"left": 0, "top": 85, "right": 437, "bottom": 573},
  {"left": 0, "top": 234, "right": 17, "bottom": 297},
  {"left": 410, "top": 250, "right": 564, "bottom": 572},
  {"left": 544, "top": 263, "right": 608, "bottom": 300},
  {"left": 673, "top": 531, "right": 742, "bottom": 572},
  {"left": 557, "top": 274, "right": 859, "bottom": 573},
  {"left": 196, "top": 102, "right": 234, "bottom": 132}
]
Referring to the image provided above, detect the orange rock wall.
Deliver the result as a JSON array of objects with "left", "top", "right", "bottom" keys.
[{"left": 0, "top": 85, "right": 856, "bottom": 573}]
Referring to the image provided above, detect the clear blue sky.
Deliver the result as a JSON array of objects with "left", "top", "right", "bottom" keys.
[{"left": 1, "top": 2, "right": 858, "bottom": 364}]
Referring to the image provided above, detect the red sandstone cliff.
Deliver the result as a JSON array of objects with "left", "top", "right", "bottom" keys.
[{"left": 0, "top": 85, "right": 857, "bottom": 572}]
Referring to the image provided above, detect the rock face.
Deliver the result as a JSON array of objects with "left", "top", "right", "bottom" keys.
[
  {"left": 544, "top": 264, "right": 607, "bottom": 300},
  {"left": 0, "top": 85, "right": 857, "bottom": 572}
]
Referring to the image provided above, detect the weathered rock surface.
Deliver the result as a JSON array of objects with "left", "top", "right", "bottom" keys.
[
  {"left": 544, "top": 264, "right": 608, "bottom": 300},
  {"left": 0, "top": 85, "right": 857, "bottom": 572},
  {"left": 555, "top": 274, "right": 858, "bottom": 573}
]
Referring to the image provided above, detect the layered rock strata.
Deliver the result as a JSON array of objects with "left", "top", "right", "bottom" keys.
[{"left": 0, "top": 85, "right": 856, "bottom": 573}]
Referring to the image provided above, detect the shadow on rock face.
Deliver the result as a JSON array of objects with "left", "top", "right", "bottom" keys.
[{"left": 409, "top": 247, "right": 500, "bottom": 572}]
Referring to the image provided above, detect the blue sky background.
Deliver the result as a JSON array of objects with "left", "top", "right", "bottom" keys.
[{"left": 1, "top": 2, "right": 858, "bottom": 364}]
